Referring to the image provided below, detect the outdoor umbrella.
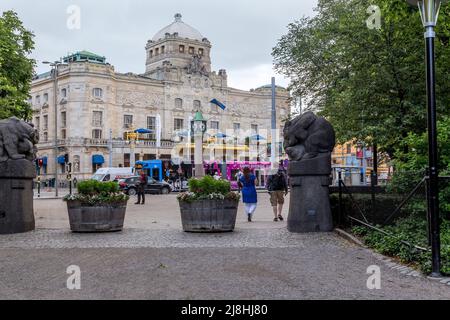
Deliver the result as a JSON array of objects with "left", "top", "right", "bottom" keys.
[
  {"left": 247, "top": 134, "right": 266, "bottom": 141},
  {"left": 134, "top": 128, "right": 154, "bottom": 134}
]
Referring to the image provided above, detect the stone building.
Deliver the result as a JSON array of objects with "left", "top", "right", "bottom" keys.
[{"left": 30, "top": 14, "right": 291, "bottom": 181}]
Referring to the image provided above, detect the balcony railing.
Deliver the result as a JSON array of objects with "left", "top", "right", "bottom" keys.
[{"left": 37, "top": 138, "right": 174, "bottom": 149}]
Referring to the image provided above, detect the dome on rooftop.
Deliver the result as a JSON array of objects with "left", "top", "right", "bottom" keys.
[{"left": 152, "top": 14, "right": 204, "bottom": 42}]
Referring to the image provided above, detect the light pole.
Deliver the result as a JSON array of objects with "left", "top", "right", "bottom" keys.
[
  {"left": 407, "top": 0, "right": 447, "bottom": 277},
  {"left": 271, "top": 77, "right": 277, "bottom": 169},
  {"left": 43, "top": 60, "right": 67, "bottom": 197}
]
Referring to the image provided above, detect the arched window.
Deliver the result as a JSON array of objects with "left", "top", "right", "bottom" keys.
[
  {"left": 175, "top": 98, "right": 183, "bottom": 108},
  {"left": 93, "top": 88, "right": 103, "bottom": 99}
]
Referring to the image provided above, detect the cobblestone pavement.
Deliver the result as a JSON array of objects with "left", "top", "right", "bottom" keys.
[{"left": 0, "top": 194, "right": 449, "bottom": 300}]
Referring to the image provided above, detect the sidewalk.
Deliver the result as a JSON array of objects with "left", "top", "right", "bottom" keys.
[{"left": 1, "top": 194, "right": 448, "bottom": 299}]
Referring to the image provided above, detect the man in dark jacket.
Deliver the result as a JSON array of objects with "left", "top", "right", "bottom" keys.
[
  {"left": 135, "top": 170, "right": 147, "bottom": 205},
  {"left": 267, "top": 168, "right": 289, "bottom": 222}
]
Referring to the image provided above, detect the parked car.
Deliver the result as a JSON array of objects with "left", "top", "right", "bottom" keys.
[{"left": 119, "top": 176, "right": 173, "bottom": 195}]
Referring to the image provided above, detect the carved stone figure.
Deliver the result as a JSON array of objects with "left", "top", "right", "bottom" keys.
[
  {"left": 284, "top": 112, "right": 336, "bottom": 233},
  {"left": 283, "top": 111, "right": 335, "bottom": 161},
  {"left": 0, "top": 117, "right": 39, "bottom": 162},
  {"left": 0, "top": 117, "right": 37, "bottom": 234}
]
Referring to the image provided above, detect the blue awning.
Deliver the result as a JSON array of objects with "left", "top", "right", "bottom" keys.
[
  {"left": 92, "top": 155, "right": 105, "bottom": 165},
  {"left": 57, "top": 156, "right": 66, "bottom": 164}
]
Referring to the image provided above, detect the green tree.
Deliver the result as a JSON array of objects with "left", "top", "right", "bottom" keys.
[
  {"left": 0, "top": 10, "right": 35, "bottom": 120},
  {"left": 273, "top": 0, "right": 450, "bottom": 158}
]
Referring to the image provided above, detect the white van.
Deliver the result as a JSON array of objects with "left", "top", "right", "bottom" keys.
[{"left": 91, "top": 168, "right": 134, "bottom": 182}]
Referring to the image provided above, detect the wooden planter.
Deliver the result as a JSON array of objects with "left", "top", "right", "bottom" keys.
[
  {"left": 66, "top": 200, "right": 128, "bottom": 233},
  {"left": 179, "top": 199, "right": 239, "bottom": 233}
]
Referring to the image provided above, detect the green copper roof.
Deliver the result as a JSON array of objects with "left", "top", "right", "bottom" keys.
[
  {"left": 63, "top": 50, "right": 107, "bottom": 64},
  {"left": 193, "top": 111, "right": 205, "bottom": 121}
]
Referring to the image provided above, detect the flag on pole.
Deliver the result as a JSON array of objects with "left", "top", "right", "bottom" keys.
[{"left": 210, "top": 98, "right": 227, "bottom": 110}]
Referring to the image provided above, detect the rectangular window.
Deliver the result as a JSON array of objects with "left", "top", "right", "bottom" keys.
[
  {"left": 93, "top": 88, "right": 103, "bottom": 99},
  {"left": 251, "top": 124, "right": 259, "bottom": 134},
  {"left": 43, "top": 93, "right": 49, "bottom": 103},
  {"left": 174, "top": 118, "right": 184, "bottom": 131},
  {"left": 147, "top": 116, "right": 156, "bottom": 140},
  {"left": 43, "top": 132, "right": 48, "bottom": 142},
  {"left": 155, "top": 48, "right": 159, "bottom": 56},
  {"left": 92, "top": 111, "right": 103, "bottom": 127},
  {"left": 175, "top": 98, "right": 183, "bottom": 108},
  {"left": 198, "top": 48, "right": 204, "bottom": 56},
  {"left": 61, "top": 111, "right": 66, "bottom": 128},
  {"left": 123, "top": 115, "right": 133, "bottom": 129},
  {"left": 35, "top": 117, "right": 40, "bottom": 132},
  {"left": 149, "top": 50, "right": 153, "bottom": 58},
  {"left": 61, "top": 88, "right": 67, "bottom": 98},
  {"left": 92, "top": 129, "right": 102, "bottom": 139},
  {"left": 188, "top": 47, "right": 195, "bottom": 54},
  {"left": 43, "top": 115, "right": 48, "bottom": 130},
  {"left": 193, "top": 100, "right": 201, "bottom": 110},
  {"left": 36, "top": 95, "right": 41, "bottom": 105},
  {"left": 233, "top": 123, "right": 240, "bottom": 132},
  {"left": 61, "top": 129, "right": 66, "bottom": 139},
  {"left": 179, "top": 45, "right": 185, "bottom": 53},
  {"left": 161, "top": 46, "right": 165, "bottom": 54},
  {"left": 210, "top": 121, "right": 219, "bottom": 130}
]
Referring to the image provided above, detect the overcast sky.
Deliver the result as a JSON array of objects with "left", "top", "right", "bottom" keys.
[{"left": 1, "top": 0, "right": 318, "bottom": 90}]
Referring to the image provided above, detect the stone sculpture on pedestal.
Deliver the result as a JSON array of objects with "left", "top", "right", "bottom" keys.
[
  {"left": 283, "top": 112, "right": 336, "bottom": 233},
  {"left": 0, "top": 117, "right": 38, "bottom": 234}
]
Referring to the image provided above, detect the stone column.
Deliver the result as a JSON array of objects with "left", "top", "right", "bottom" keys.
[
  {"left": 0, "top": 159, "right": 36, "bottom": 234},
  {"left": 287, "top": 153, "right": 333, "bottom": 233}
]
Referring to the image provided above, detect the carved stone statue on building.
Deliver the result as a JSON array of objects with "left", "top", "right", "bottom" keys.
[
  {"left": 187, "top": 54, "right": 209, "bottom": 76},
  {"left": 283, "top": 112, "right": 336, "bottom": 233},
  {"left": 0, "top": 117, "right": 38, "bottom": 234}
]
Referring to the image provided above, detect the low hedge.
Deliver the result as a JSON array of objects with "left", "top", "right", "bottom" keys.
[
  {"left": 351, "top": 215, "right": 450, "bottom": 274},
  {"left": 330, "top": 193, "right": 411, "bottom": 226}
]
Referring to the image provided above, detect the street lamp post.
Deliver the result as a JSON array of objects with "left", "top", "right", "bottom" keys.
[
  {"left": 43, "top": 60, "right": 67, "bottom": 197},
  {"left": 191, "top": 111, "right": 207, "bottom": 178},
  {"left": 407, "top": 0, "right": 447, "bottom": 277}
]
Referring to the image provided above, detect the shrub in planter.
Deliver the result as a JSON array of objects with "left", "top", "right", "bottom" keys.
[
  {"left": 177, "top": 176, "right": 241, "bottom": 233},
  {"left": 63, "top": 180, "right": 129, "bottom": 233}
]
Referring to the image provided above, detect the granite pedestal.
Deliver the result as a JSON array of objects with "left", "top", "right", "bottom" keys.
[
  {"left": 287, "top": 153, "right": 333, "bottom": 233},
  {"left": 0, "top": 159, "right": 36, "bottom": 234}
]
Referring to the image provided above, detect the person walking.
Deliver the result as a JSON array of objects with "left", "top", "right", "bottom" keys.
[
  {"left": 135, "top": 170, "right": 147, "bottom": 205},
  {"left": 267, "top": 168, "right": 289, "bottom": 222},
  {"left": 238, "top": 167, "right": 258, "bottom": 222}
]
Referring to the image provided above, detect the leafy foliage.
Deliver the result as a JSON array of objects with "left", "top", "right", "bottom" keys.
[
  {"left": 389, "top": 117, "right": 450, "bottom": 218},
  {"left": 273, "top": 0, "right": 450, "bottom": 158},
  {"left": 63, "top": 180, "right": 129, "bottom": 206},
  {"left": 177, "top": 175, "right": 240, "bottom": 203},
  {"left": 0, "top": 11, "right": 35, "bottom": 120},
  {"left": 352, "top": 215, "right": 450, "bottom": 274}
]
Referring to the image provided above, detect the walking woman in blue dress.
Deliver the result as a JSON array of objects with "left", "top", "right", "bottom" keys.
[{"left": 238, "top": 167, "right": 258, "bottom": 222}]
